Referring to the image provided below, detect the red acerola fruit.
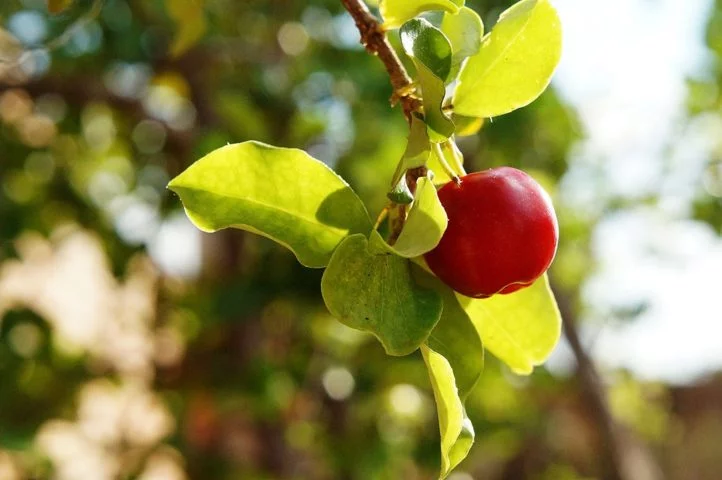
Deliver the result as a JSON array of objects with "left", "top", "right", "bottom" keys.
[{"left": 424, "top": 167, "right": 558, "bottom": 298}]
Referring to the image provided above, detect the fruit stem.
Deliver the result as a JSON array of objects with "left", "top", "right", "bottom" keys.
[
  {"left": 373, "top": 204, "right": 391, "bottom": 231},
  {"left": 442, "top": 140, "right": 467, "bottom": 176},
  {"left": 433, "top": 142, "right": 461, "bottom": 184}
]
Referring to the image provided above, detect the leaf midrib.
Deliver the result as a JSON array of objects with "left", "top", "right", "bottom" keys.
[{"left": 174, "top": 185, "right": 357, "bottom": 235}]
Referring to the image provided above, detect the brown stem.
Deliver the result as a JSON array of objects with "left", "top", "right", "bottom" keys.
[
  {"left": 340, "top": 0, "right": 421, "bottom": 121},
  {"left": 341, "top": 0, "right": 426, "bottom": 242}
]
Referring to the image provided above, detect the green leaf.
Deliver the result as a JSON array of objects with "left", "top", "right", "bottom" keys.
[
  {"left": 419, "top": 62, "right": 456, "bottom": 142},
  {"left": 400, "top": 19, "right": 453, "bottom": 81},
  {"left": 441, "top": 7, "right": 484, "bottom": 79},
  {"left": 168, "top": 141, "right": 372, "bottom": 268},
  {"left": 456, "top": 274, "right": 561, "bottom": 375},
  {"left": 391, "top": 177, "right": 448, "bottom": 258},
  {"left": 166, "top": 0, "right": 207, "bottom": 57},
  {"left": 400, "top": 115, "right": 433, "bottom": 171},
  {"left": 321, "top": 232, "right": 442, "bottom": 356},
  {"left": 414, "top": 260, "right": 482, "bottom": 477},
  {"left": 452, "top": 114, "right": 484, "bottom": 137},
  {"left": 422, "top": 345, "right": 475, "bottom": 478},
  {"left": 400, "top": 19, "right": 455, "bottom": 142},
  {"left": 380, "top": 0, "right": 464, "bottom": 30},
  {"left": 413, "top": 263, "right": 484, "bottom": 399},
  {"left": 388, "top": 115, "right": 431, "bottom": 203},
  {"left": 452, "top": 0, "right": 562, "bottom": 118}
]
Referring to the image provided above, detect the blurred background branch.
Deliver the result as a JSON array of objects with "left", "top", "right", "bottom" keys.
[{"left": 555, "top": 286, "right": 632, "bottom": 480}]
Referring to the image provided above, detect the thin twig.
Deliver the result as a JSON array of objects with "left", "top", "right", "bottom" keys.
[{"left": 339, "top": 0, "right": 421, "bottom": 121}]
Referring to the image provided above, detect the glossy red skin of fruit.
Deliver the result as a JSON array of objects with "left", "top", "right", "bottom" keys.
[{"left": 424, "top": 167, "right": 558, "bottom": 298}]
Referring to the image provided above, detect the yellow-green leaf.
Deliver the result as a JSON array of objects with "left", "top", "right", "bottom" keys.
[
  {"left": 168, "top": 142, "right": 372, "bottom": 268},
  {"left": 380, "top": 0, "right": 464, "bottom": 29},
  {"left": 441, "top": 6, "right": 484, "bottom": 79},
  {"left": 414, "top": 263, "right": 484, "bottom": 399},
  {"left": 456, "top": 274, "right": 561, "bottom": 375},
  {"left": 391, "top": 177, "right": 448, "bottom": 258},
  {"left": 422, "top": 345, "right": 475, "bottom": 478},
  {"left": 452, "top": 0, "right": 562, "bottom": 118},
  {"left": 452, "top": 114, "right": 484, "bottom": 137}
]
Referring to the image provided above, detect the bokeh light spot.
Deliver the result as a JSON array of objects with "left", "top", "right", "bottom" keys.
[
  {"left": 322, "top": 366, "right": 355, "bottom": 401},
  {"left": 278, "top": 22, "right": 309, "bottom": 56}
]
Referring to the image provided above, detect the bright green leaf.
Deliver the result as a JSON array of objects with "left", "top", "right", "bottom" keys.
[
  {"left": 390, "top": 177, "right": 448, "bottom": 257},
  {"left": 422, "top": 345, "right": 475, "bottom": 478},
  {"left": 452, "top": 114, "right": 484, "bottom": 137},
  {"left": 166, "top": 0, "right": 207, "bottom": 57},
  {"left": 380, "top": 0, "right": 464, "bottom": 29},
  {"left": 321, "top": 233, "right": 442, "bottom": 356},
  {"left": 441, "top": 7, "right": 484, "bottom": 79},
  {"left": 452, "top": 0, "right": 562, "bottom": 118},
  {"left": 168, "top": 142, "right": 372, "bottom": 268},
  {"left": 456, "top": 274, "right": 561, "bottom": 375},
  {"left": 441, "top": 7, "right": 484, "bottom": 59}
]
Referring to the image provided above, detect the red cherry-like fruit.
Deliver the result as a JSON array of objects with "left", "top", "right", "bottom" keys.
[{"left": 424, "top": 167, "right": 558, "bottom": 298}]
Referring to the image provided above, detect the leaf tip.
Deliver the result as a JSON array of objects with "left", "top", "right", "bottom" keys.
[{"left": 166, "top": 172, "right": 189, "bottom": 195}]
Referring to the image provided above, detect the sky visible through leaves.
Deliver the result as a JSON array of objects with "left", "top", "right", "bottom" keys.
[{"left": 551, "top": 0, "right": 722, "bottom": 383}]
